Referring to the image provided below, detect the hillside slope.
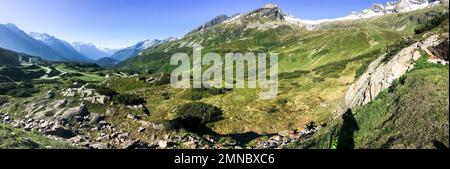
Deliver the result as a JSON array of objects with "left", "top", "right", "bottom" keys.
[
  {"left": 118, "top": 4, "right": 448, "bottom": 74},
  {"left": 288, "top": 39, "right": 449, "bottom": 149},
  {"left": 0, "top": 48, "right": 21, "bottom": 66},
  {"left": 111, "top": 4, "right": 448, "bottom": 135},
  {"left": 0, "top": 123, "right": 75, "bottom": 149}
]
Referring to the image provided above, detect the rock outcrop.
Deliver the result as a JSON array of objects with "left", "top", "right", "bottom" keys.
[
  {"left": 62, "top": 85, "right": 110, "bottom": 105},
  {"left": 345, "top": 34, "right": 448, "bottom": 108},
  {"left": 61, "top": 103, "right": 89, "bottom": 121},
  {"left": 427, "top": 37, "right": 449, "bottom": 63}
]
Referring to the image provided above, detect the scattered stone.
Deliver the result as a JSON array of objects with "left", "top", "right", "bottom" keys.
[
  {"left": 183, "top": 141, "right": 197, "bottom": 149},
  {"left": 24, "top": 123, "right": 33, "bottom": 131},
  {"left": 69, "top": 135, "right": 85, "bottom": 144},
  {"left": 126, "top": 114, "right": 139, "bottom": 120},
  {"left": 3, "top": 115, "right": 10, "bottom": 123},
  {"left": 90, "top": 143, "right": 109, "bottom": 149},
  {"left": 158, "top": 140, "right": 168, "bottom": 149},
  {"left": 46, "top": 90, "right": 55, "bottom": 99},
  {"left": 121, "top": 140, "right": 139, "bottom": 149},
  {"left": 96, "top": 95, "right": 110, "bottom": 104},
  {"left": 138, "top": 127, "right": 146, "bottom": 133},
  {"left": 61, "top": 104, "right": 89, "bottom": 120},
  {"left": 89, "top": 113, "right": 105, "bottom": 125},
  {"left": 270, "top": 135, "right": 281, "bottom": 141},
  {"left": 44, "top": 125, "right": 77, "bottom": 139},
  {"left": 53, "top": 99, "right": 67, "bottom": 109},
  {"left": 62, "top": 89, "right": 76, "bottom": 97},
  {"left": 277, "top": 130, "right": 291, "bottom": 137}
]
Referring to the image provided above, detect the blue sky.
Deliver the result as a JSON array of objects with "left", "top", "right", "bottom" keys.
[{"left": 0, "top": 0, "right": 390, "bottom": 48}]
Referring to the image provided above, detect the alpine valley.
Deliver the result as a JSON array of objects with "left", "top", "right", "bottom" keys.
[{"left": 0, "top": 0, "right": 448, "bottom": 149}]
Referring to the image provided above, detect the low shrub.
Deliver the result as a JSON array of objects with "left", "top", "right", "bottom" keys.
[
  {"left": 382, "top": 37, "right": 415, "bottom": 63},
  {"left": 6, "top": 88, "right": 39, "bottom": 98},
  {"left": 113, "top": 93, "right": 146, "bottom": 105},
  {"left": 414, "top": 11, "right": 449, "bottom": 34},
  {"left": 0, "top": 82, "right": 17, "bottom": 95},
  {"left": 0, "top": 82, "right": 38, "bottom": 98},
  {"left": 267, "top": 106, "right": 278, "bottom": 114},
  {"left": 95, "top": 86, "right": 118, "bottom": 98},
  {"left": 184, "top": 87, "right": 231, "bottom": 100},
  {"left": 161, "top": 92, "right": 170, "bottom": 100},
  {"left": 312, "top": 77, "right": 325, "bottom": 83},
  {"left": 277, "top": 98, "right": 288, "bottom": 106},
  {"left": 279, "top": 70, "right": 310, "bottom": 79},
  {"left": 175, "top": 102, "right": 223, "bottom": 126},
  {"left": 0, "top": 96, "right": 8, "bottom": 106}
]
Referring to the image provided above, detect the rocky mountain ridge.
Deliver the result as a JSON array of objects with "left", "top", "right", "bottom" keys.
[
  {"left": 29, "top": 32, "right": 92, "bottom": 62},
  {"left": 345, "top": 34, "right": 449, "bottom": 108}
]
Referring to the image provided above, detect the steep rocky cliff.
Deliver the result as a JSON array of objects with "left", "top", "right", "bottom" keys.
[{"left": 345, "top": 34, "right": 448, "bottom": 108}]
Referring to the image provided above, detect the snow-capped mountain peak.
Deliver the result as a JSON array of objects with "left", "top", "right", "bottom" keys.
[
  {"left": 138, "top": 39, "right": 162, "bottom": 50},
  {"left": 72, "top": 41, "right": 97, "bottom": 49},
  {"left": 188, "top": 0, "right": 443, "bottom": 33},
  {"left": 109, "top": 39, "right": 166, "bottom": 61},
  {"left": 345, "top": 0, "right": 441, "bottom": 20},
  {"left": 28, "top": 32, "right": 53, "bottom": 41},
  {"left": 286, "top": 0, "right": 443, "bottom": 26},
  {"left": 263, "top": 3, "right": 279, "bottom": 9},
  {"left": 71, "top": 41, "right": 113, "bottom": 60},
  {"left": 193, "top": 3, "right": 288, "bottom": 33},
  {"left": 98, "top": 47, "right": 120, "bottom": 55},
  {"left": 163, "top": 37, "right": 178, "bottom": 42},
  {"left": 26, "top": 32, "right": 92, "bottom": 62}
]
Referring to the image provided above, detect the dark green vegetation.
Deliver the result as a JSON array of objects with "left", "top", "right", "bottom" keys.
[
  {"left": 95, "top": 86, "right": 118, "bottom": 98},
  {"left": 414, "top": 10, "right": 449, "bottom": 34},
  {"left": 382, "top": 37, "right": 415, "bottom": 63},
  {"left": 0, "top": 66, "right": 45, "bottom": 82},
  {"left": 183, "top": 87, "right": 231, "bottom": 100},
  {"left": 0, "top": 48, "right": 21, "bottom": 66},
  {"left": 279, "top": 70, "right": 310, "bottom": 80},
  {"left": 171, "top": 102, "right": 223, "bottom": 130},
  {"left": 0, "top": 124, "right": 75, "bottom": 149},
  {"left": 0, "top": 82, "right": 39, "bottom": 98},
  {"left": 113, "top": 93, "right": 146, "bottom": 106},
  {"left": 290, "top": 56, "right": 449, "bottom": 149},
  {"left": 354, "top": 50, "right": 383, "bottom": 78},
  {"left": 63, "top": 62, "right": 102, "bottom": 72},
  {"left": 95, "top": 57, "right": 119, "bottom": 68},
  {"left": 0, "top": 96, "right": 7, "bottom": 106}
]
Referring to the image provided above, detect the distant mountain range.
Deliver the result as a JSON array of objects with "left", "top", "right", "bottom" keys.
[
  {"left": 29, "top": 32, "right": 92, "bottom": 62},
  {"left": 0, "top": 23, "right": 145, "bottom": 66},
  {"left": 185, "top": 0, "right": 443, "bottom": 28},
  {"left": 71, "top": 42, "right": 117, "bottom": 60},
  {"left": 0, "top": 23, "right": 67, "bottom": 61},
  {"left": 1, "top": 0, "right": 445, "bottom": 64},
  {"left": 110, "top": 38, "right": 176, "bottom": 61},
  {"left": 0, "top": 22, "right": 169, "bottom": 66},
  {"left": 119, "top": 0, "right": 447, "bottom": 72},
  {"left": 287, "top": 0, "right": 443, "bottom": 25}
]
